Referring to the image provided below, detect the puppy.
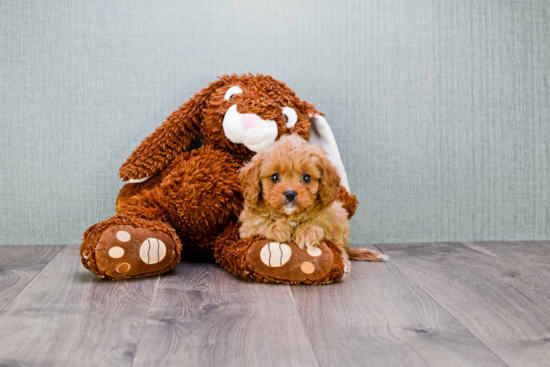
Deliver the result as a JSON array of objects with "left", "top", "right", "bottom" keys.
[{"left": 238, "top": 134, "right": 388, "bottom": 269}]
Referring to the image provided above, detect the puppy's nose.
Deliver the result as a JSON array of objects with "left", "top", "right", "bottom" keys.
[
  {"left": 284, "top": 190, "right": 297, "bottom": 202},
  {"left": 241, "top": 114, "right": 261, "bottom": 130}
]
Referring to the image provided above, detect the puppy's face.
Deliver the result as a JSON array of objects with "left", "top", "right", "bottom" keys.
[
  {"left": 260, "top": 155, "right": 322, "bottom": 215},
  {"left": 239, "top": 135, "right": 340, "bottom": 216}
]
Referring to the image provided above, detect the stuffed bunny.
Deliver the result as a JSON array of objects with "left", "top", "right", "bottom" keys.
[{"left": 80, "top": 74, "right": 358, "bottom": 284}]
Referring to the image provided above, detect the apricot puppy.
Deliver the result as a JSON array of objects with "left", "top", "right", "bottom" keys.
[{"left": 238, "top": 134, "right": 388, "bottom": 267}]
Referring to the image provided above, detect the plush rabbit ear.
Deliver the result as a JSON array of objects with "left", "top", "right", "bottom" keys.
[
  {"left": 119, "top": 79, "right": 227, "bottom": 182},
  {"left": 308, "top": 115, "right": 350, "bottom": 192}
]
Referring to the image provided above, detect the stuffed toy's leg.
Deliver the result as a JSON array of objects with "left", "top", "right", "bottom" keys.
[
  {"left": 81, "top": 215, "right": 182, "bottom": 279},
  {"left": 211, "top": 189, "right": 364, "bottom": 285},
  {"left": 213, "top": 223, "right": 347, "bottom": 285},
  {"left": 81, "top": 147, "right": 243, "bottom": 280},
  {"left": 81, "top": 162, "right": 359, "bottom": 282}
]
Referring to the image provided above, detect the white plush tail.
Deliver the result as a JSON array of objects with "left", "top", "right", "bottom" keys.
[{"left": 346, "top": 246, "right": 389, "bottom": 262}]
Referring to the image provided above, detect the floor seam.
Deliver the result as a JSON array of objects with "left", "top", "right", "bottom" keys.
[
  {"left": 288, "top": 286, "right": 323, "bottom": 367},
  {"left": 0, "top": 245, "right": 66, "bottom": 313},
  {"left": 130, "top": 274, "right": 161, "bottom": 367},
  {"left": 374, "top": 243, "right": 512, "bottom": 367}
]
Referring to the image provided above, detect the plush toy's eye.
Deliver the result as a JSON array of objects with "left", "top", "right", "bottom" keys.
[
  {"left": 302, "top": 173, "right": 311, "bottom": 183},
  {"left": 270, "top": 173, "right": 280, "bottom": 183},
  {"left": 224, "top": 86, "right": 243, "bottom": 100},
  {"left": 282, "top": 107, "right": 298, "bottom": 128}
]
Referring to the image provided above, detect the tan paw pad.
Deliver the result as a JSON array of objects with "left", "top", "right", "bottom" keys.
[
  {"left": 96, "top": 225, "right": 178, "bottom": 279},
  {"left": 246, "top": 240, "right": 335, "bottom": 283}
]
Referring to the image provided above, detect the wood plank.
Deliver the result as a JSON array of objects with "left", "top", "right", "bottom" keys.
[
  {"left": 0, "top": 245, "right": 64, "bottom": 311},
  {"left": 0, "top": 246, "right": 159, "bottom": 367},
  {"left": 378, "top": 241, "right": 550, "bottom": 367},
  {"left": 131, "top": 262, "right": 320, "bottom": 367},
  {"left": 291, "top": 245, "right": 506, "bottom": 367},
  {"left": 477, "top": 241, "right": 550, "bottom": 280}
]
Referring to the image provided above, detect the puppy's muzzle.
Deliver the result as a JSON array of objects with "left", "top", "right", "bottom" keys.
[{"left": 284, "top": 190, "right": 297, "bottom": 203}]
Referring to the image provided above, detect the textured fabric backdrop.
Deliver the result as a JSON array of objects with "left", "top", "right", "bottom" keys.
[{"left": 1, "top": 0, "right": 548, "bottom": 245}]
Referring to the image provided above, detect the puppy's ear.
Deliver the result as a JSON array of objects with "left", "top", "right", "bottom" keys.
[
  {"left": 238, "top": 156, "right": 263, "bottom": 206},
  {"left": 119, "top": 79, "right": 227, "bottom": 181},
  {"left": 317, "top": 153, "right": 341, "bottom": 206}
]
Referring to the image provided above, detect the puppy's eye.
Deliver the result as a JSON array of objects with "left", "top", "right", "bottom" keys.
[
  {"left": 270, "top": 173, "right": 280, "bottom": 183},
  {"left": 224, "top": 86, "right": 243, "bottom": 101},
  {"left": 282, "top": 107, "right": 298, "bottom": 128},
  {"left": 302, "top": 173, "right": 311, "bottom": 183}
]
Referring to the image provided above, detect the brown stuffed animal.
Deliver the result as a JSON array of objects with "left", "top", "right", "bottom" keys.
[{"left": 80, "top": 74, "right": 359, "bottom": 284}]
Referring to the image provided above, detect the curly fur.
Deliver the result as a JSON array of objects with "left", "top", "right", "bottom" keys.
[
  {"left": 81, "top": 74, "right": 361, "bottom": 284},
  {"left": 238, "top": 135, "right": 386, "bottom": 267},
  {"left": 238, "top": 135, "right": 345, "bottom": 244}
]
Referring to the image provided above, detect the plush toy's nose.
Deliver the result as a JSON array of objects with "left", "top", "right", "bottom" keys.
[{"left": 241, "top": 114, "right": 262, "bottom": 130}]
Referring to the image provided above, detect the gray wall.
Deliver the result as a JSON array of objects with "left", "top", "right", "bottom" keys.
[{"left": 1, "top": 0, "right": 548, "bottom": 245}]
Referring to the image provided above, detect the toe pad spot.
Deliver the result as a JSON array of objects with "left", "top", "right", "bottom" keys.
[
  {"left": 108, "top": 246, "right": 124, "bottom": 258},
  {"left": 116, "top": 262, "right": 131, "bottom": 273},
  {"left": 116, "top": 231, "right": 131, "bottom": 242},
  {"left": 307, "top": 247, "right": 322, "bottom": 257},
  {"left": 300, "top": 261, "right": 315, "bottom": 274}
]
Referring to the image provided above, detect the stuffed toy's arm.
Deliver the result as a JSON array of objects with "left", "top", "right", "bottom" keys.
[{"left": 338, "top": 186, "right": 358, "bottom": 218}]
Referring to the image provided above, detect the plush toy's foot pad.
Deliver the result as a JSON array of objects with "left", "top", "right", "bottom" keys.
[
  {"left": 246, "top": 240, "right": 336, "bottom": 283},
  {"left": 94, "top": 225, "right": 178, "bottom": 279}
]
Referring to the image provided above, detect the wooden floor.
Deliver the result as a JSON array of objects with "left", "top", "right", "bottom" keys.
[{"left": 0, "top": 242, "right": 549, "bottom": 366}]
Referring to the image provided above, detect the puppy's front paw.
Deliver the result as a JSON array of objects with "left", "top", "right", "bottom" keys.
[
  {"left": 268, "top": 223, "right": 293, "bottom": 244},
  {"left": 294, "top": 225, "right": 324, "bottom": 250}
]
